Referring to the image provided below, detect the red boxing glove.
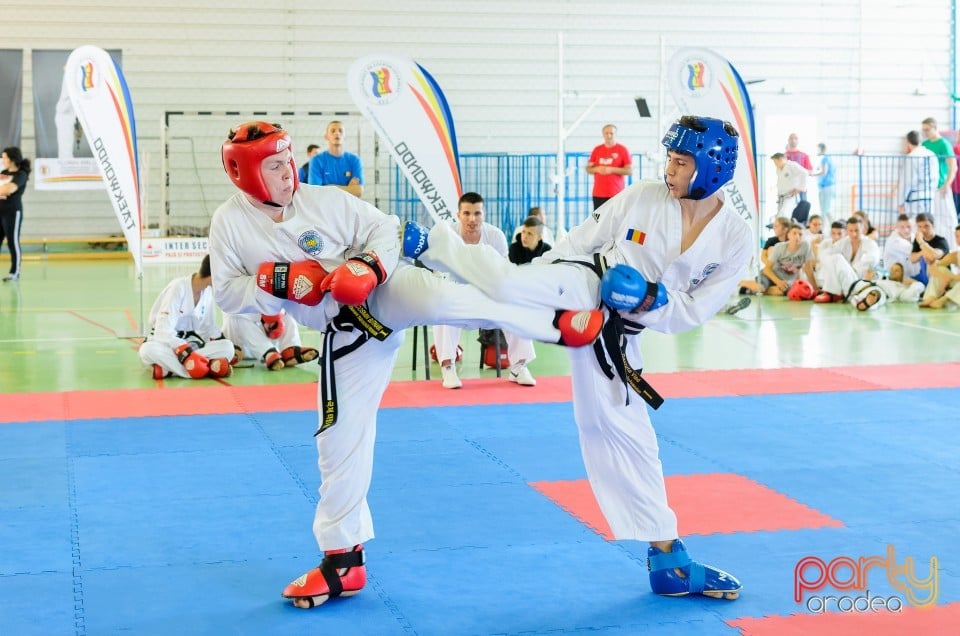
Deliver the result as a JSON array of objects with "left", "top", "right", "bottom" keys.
[
  {"left": 174, "top": 343, "right": 210, "bottom": 379},
  {"left": 256, "top": 261, "right": 328, "bottom": 306},
  {"left": 260, "top": 313, "right": 286, "bottom": 339},
  {"left": 320, "top": 253, "right": 387, "bottom": 306}
]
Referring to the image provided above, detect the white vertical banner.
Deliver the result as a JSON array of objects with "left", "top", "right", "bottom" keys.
[
  {"left": 347, "top": 54, "right": 461, "bottom": 224},
  {"left": 666, "top": 47, "right": 759, "bottom": 231},
  {"left": 65, "top": 45, "right": 142, "bottom": 274}
]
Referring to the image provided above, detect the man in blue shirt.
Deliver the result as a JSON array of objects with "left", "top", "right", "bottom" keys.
[
  {"left": 814, "top": 143, "right": 835, "bottom": 220},
  {"left": 308, "top": 120, "right": 363, "bottom": 198}
]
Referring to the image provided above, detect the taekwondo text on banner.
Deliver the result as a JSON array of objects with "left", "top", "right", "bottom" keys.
[
  {"left": 31, "top": 49, "right": 122, "bottom": 191},
  {"left": 666, "top": 47, "right": 759, "bottom": 231},
  {"left": 65, "top": 45, "right": 143, "bottom": 274},
  {"left": 0, "top": 49, "right": 24, "bottom": 147},
  {"left": 348, "top": 54, "right": 462, "bottom": 224}
]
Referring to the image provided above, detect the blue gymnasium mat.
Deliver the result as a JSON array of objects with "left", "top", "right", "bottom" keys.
[{"left": 0, "top": 389, "right": 957, "bottom": 635}]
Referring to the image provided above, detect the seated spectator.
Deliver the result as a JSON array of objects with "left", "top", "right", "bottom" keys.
[
  {"left": 909, "top": 213, "right": 950, "bottom": 286},
  {"left": 433, "top": 192, "right": 538, "bottom": 388},
  {"left": 739, "top": 216, "right": 790, "bottom": 293},
  {"left": 814, "top": 216, "right": 881, "bottom": 301},
  {"left": 882, "top": 214, "right": 914, "bottom": 275},
  {"left": 918, "top": 228, "right": 960, "bottom": 308},
  {"left": 513, "top": 206, "right": 556, "bottom": 246},
  {"left": 877, "top": 262, "right": 924, "bottom": 303},
  {"left": 802, "top": 214, "right": 824, "bottom": 245},
  {"left": 499, "top": 216, "right": 554, "bottom": 386},
  {"left": 222, "top": 310, "right": 318, "bottom": 370},
  {"left": 510, "top": 216, "right": 552, "bottom": 263},
  {"left": 853, "top": 210, "right": 879, "bottom": 240},
  {"left": 812, "top": 220, "right": 845, "bottom": 287},
  {"left": 741, "top": 223, "right": 816, "bottom": 296},
  {"left": 918, "top": 260, "right": 960, "bottom": 309},
  {"left": 815, "top": 252, "right": 889, "bottom": 311},
  {"left": 138, "top": 255, "right": 236, "bottom": 380}
]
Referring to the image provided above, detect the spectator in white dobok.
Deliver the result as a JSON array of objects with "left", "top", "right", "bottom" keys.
[
  {"left": 432, "top": 192, "right": 538, "bottom": 389},
  {"left": 139, "top": 255, "right": 237, "bottom": 380},
  {"left": 814, "top": 216, "right": 880, "bottom": 302},
  {"left": 222, "top": 309, "right": 319, "bottom": 371},
  {"left": 883, "top": 214, "right": 915, "bottom": 275}
]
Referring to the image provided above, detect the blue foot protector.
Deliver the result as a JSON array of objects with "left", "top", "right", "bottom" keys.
[
  {"left": 648, "top": 539, "right": 741, "bottom": 600},
  {"left": 402, "top": 221, "right": 430, "bottom": 259}
]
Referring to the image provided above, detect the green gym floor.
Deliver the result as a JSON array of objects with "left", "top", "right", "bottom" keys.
[{"left": 1, "top": 258, "right": 957, "bottom": 394}]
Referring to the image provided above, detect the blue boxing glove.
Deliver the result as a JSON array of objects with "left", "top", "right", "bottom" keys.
[{"left": 600, "top": 264, "right": 669, "bottom": 312}]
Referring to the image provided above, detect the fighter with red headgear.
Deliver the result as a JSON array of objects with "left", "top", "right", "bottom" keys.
[
  {"left": 208, "top": 121, "right": 603, "bottom": 609},
  {"left": 402, "top": 115, "right": 751, "bottom": 600}
]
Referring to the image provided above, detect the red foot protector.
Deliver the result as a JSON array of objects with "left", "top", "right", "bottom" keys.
[
  {"left": 727, "top": 601, "right": 960, "bottom": 636},
  {"left": 530, "top": 473, "right": 843, "bottom": 540},
  {"left": 282, "top": 544, "right": 366, "bottom": 609}
]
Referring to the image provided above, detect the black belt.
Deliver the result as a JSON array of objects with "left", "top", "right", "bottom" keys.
[
  {"left": 592, "top": 310, "right": 664, "bottom": 410},
  {"left": 555, "top": 253, "right": 664, "bottom": 410},
  {"left": 316, "top": 304, "right": 393, "bottom": 436},
  {"left": 146, "top": 329, "right": 204, "bottom": 345}
]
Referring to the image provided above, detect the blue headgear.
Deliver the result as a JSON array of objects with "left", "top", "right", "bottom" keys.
[{"left": 661, "top": 116, "right": 739, "bottom": 200}]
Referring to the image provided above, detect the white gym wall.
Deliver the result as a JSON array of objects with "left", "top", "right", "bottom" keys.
[{"left": 5, "top": 0, "right": 956, "bottom": 237}]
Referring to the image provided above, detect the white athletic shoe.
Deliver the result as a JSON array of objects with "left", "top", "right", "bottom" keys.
[
  {"left": 509, "top": 363, "right": 536, "bottom": 386},
  {"left": 441, "top": 364, "right": 462, "bottom": 389},
  {"left": 3, "top": 273, "right": 19, "bottom": 282}
]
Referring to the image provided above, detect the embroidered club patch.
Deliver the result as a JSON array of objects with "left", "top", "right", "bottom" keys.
[
  {"left": 691, "top": 263, "right": 719, "bottom": 287},
  {"left": 298, "top": 230, "right": 323, "bottom": 255}
]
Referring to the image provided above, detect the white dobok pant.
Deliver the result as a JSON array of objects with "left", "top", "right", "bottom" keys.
[
  {"left": 433, "top": 324, "right": 536, "bottom": 367},
  {"left": 138, "top": 339, "right": 236, "bottom": 379},
  {"left": 222, "top": 313, "right": 303, "bottom": 360},
  {"left": 311, "top": 260, "right": 592, "bottom": 550},
  {"left": 414, "top": 222, "right": 679, "bottom": 541}
]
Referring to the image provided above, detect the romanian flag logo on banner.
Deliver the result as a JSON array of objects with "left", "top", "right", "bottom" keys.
[
  {"left": 348, "top": 54, "right": 461, "bottom": 224},
  {"left": 667, "top": 47, "right": 758, "bottom": 235}
]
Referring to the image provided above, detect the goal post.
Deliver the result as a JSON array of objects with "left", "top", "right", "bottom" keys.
[{"left": 159, "top": 110, "right": 377, "bottom": 237}]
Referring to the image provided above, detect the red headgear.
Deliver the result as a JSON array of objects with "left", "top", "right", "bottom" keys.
[
  {"left": 221, "top": 122, "right": 299, "bottom": 206},
  {"left": 787, "top": 279, "right": 815, "bottom": 301}
]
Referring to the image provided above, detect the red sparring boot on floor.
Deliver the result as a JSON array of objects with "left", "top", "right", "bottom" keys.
[
  {"left": 152, "top": 364, "right": 168, "bottom": 380},
  {"left": 208, "top": 358, "right": 233, "bottom": 378},
  {"left": 263, "top": 348, "right": 285, "bottom": 371},
  {"left": 553, "top": 309, "right": 603, "bottom": 347},
  {"left": 280, "top": 345, "right": 319, "bottom": 366},
  {"left": 814, "top": 292, "right": 841, "bottom": 303},
  {"left": 282, "top": 544, "right": 366, "bottom": 609}
]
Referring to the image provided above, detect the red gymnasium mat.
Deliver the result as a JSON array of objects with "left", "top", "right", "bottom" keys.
[
  {"left": 3, "top": 362, "right": 959, "bottom": 424},
  {"left": 530, "top": 474, "right": 844, "bottom": 540},
  {"left": 727, "top": 601, "right": 960, "bottom": 635}
]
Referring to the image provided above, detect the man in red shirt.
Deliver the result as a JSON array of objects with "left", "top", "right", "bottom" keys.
[
  {"left": 586, "top": 124, "right": 632, "bottom": 209},
  {"left": 785, "top": 133, "right": 812, "bottom": 170},
  {"left": 785, "top": 132, "right": 812, "bottom": 204}
]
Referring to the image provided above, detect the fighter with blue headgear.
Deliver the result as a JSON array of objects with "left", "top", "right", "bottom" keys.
[{"left": 399, "top": 115, "right": 751, "bottom": 601}]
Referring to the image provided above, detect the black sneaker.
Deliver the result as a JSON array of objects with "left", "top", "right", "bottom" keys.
[{"left": 724, "top": 297, "right": 751, "bottom": 315}]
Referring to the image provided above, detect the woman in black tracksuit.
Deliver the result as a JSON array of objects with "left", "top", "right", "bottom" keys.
[{"left": 0, "top": 146, "right": 31, "bottom": 282}]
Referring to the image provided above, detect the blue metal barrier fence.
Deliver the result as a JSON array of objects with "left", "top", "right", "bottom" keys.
[{"left": 389, "top": 152, "right": 957, "bottom": 250}]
